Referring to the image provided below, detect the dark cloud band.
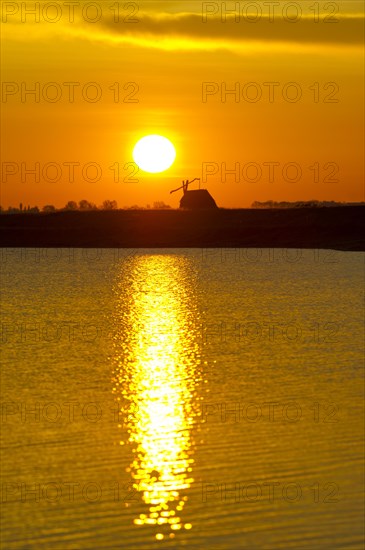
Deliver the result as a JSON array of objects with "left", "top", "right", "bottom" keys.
[{"left": 98, "top": 13, "right": 364, "bottom": 46}]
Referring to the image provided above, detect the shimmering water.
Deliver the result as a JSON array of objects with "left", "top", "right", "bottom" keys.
[{"left": 1, "top": 248, "right": 364, "bottom": 549}]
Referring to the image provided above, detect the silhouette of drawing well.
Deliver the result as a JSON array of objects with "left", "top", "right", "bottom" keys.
[{"left": 170, "top": 178, "right": 218, "bottom": 209}]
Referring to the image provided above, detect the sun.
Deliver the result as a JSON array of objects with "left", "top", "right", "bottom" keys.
[{"left": 133, "top": 135, "right": 176, "bottom": 173}]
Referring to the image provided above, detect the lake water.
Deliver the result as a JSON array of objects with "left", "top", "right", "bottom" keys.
[{"left": 1, "top": 248, "right": 364, "bottom": 549}]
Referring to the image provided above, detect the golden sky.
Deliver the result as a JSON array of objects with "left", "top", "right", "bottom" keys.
[{"left": 1, "top": 0, "right": 364, "bottom": 208}]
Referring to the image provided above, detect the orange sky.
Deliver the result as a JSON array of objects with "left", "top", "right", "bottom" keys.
[{"left": 1, "top": 1, "right": 364, "bottom": 208}]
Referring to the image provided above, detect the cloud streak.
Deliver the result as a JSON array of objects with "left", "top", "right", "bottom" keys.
[
  {"left": 4, "top": 9, "right": 364, "bottom": 53},
  {"left": 100, "top": 13, "right": 364, "bottom": 44},
  {"left": 77, "top": 11, "right": 365, "bottom": 54}
]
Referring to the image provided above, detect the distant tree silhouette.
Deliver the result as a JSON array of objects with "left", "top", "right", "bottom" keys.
[
  {"left": 102, "top": 200, "right": 118, "bottom": 210},
  {"left": 64, "top": 201, "right": 78, "bottom": 210},
  {"left": 252, "top": 200, "right": 324, "bottom": 209},
  {"left": 79, "top": 199, "right": 97, "bottom": 210},
  {"left": 153, "top": 201, "right": 171, "bottom": 209},
  {"left": 43, "top": 205, "right": 56, "bottom": 213}
]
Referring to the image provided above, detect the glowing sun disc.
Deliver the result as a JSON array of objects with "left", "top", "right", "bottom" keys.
[{"left": 133, "top": 135, "right": 176, "bottom": 173}]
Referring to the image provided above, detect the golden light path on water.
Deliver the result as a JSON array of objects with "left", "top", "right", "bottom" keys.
[{"left": 112, "top": 255, "right": 203, "bottom": 541}]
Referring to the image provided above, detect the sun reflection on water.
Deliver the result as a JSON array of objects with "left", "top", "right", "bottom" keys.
[{"left": 112, "top": 255, "right": 202, "bottom": 540}]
